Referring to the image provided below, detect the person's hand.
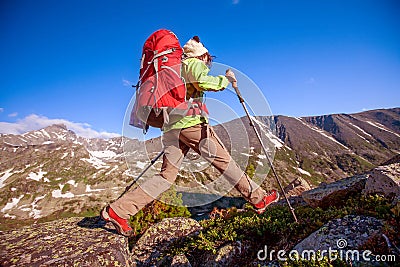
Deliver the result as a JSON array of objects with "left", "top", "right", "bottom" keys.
[
  {"left": 225, "top": 69, "right": 238, "bottom": 88},
  {"left": 225, "top": 69, "right": 237, "bottom": 83}
]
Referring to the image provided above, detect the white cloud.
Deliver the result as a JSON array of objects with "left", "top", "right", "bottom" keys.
[
  {"left": 122, "top": 79, "right": 133, "bottom": 87},
  {"left": 232, "top": 0, "right": 240, "bottom": 4},
  {"left": 0, "top": 108, "right": 4, "bottom": 113},
  {"left": 0, "top": 114, "right": 120, "bottom": 139},
  {"left": 8, "top": 112, "right": 18, "bottom": 117}
]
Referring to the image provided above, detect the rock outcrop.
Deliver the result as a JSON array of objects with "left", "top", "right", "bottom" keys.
[
  {"left": 301, "top": 174, "right": 368, "bottom": 208},
  {"left": 0, "top": 216, "right": 203, "bottom": 267},
  {"left": 170, "top": 254, "right": 192, "bottom": 267},
  {"left": 200, "top": 240, "right": 252, "bottom": 267},
  {"left": 293, "top": 215, "right": 383, "bottom": 253},
  {"left": 0, "top": 216, "right": 133, "bottom": 266},
  {"left": 132, "top": 217, "right": 202, "bottom": 266},
  {"left": 363, "top": 163, "right": 400, "bottom": 202},
  {"left": 302, "top": 163, "right": 400, "bottom": 209}
]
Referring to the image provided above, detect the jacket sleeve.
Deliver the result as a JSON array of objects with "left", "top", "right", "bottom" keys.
[{"left": 184, "top": 59, "right": 230, "bottom": 91}]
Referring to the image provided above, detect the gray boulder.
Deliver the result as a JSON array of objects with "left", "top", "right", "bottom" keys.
[
  {"left": 0, "top": 216, "right": 133, "bottom": 266},
  {"left": 132, "top": 217, "right": 202, "bottom": 266},
  {"left": 362, "top": 163, "right": 400, "bottom": 202},
  {"left": 301, "top": 175, "right": 368, "bottom": 208},
  {"left": 293, "top": 215, "right": 383, "bottom": 258},
  {"left": 200, "top": 241, "right": 251, "bottom": 267},
  {"left": 171, "top": 254, "right": 192, "bottom": 267}
]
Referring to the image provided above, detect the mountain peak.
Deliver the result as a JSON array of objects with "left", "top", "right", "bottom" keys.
[
  {"left": 39, "top": 123, "right": 71, "bottom": 136},
  {"left": 45, "top": 123, "right": 68, "bottom": 131}
]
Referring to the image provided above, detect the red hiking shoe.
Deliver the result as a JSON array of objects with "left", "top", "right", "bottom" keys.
[
  {"left": 101, "top": 206, "right": 133, "bottom": 237},
  {"left": 253, "top": 190, "right": 279, "bottom": 214}
]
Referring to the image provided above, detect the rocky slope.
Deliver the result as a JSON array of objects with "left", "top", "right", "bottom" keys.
[
  {"left": 0, "top": 108, "right": 399, "bottom": 228},
  {"left": 255, "top": 108, "right": 400, "bottom": 187},
  {"left": 0, "top": 124, "right": 143, "bottom": 227},
  {"left": 1, "top": 161, "right": 398, "bottom": 266},
  {"left": 0, "top": 216, "right": 133, "bottom": 266}
]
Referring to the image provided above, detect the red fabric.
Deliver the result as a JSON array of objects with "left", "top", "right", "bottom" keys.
[{"left": 131, "top": 29, "right": 208, "bottom": 129}]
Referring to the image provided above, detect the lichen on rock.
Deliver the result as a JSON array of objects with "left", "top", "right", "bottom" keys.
[
  {"left": 302, "top": 174, "right": 368, "bottom": 208},
  {"left": 293, "top": 215, "right": 383, "bottom": 253},
  {"left": 132, "top": 217, "right": 201, "bottom": 266},
  {"left": 363, "top": 163, "right": 400, "bottom": 202},
  {"left": 0, "top": 216, "right": 134, "bottom": 266}
]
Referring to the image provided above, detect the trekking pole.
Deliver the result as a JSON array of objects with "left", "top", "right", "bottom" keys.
[
  {"left": 227, "top": 70, "right": 298, "bottom": 223},
  {"left": 118, "top": 150, "right": 165, "bottom": 199}
]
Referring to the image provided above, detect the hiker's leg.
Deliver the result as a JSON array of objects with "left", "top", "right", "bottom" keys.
[
  {"left": 179, "top": 124, "right": 265, "bottom": 205},
  {"left": 160, "top": 129, "right": 190, "bottom": 183},
  {"left": 110, "top": 129, "right": 188, "bottom": 219}
]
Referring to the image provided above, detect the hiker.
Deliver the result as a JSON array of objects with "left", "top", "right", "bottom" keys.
[{"left": 101, "top": 35, "right": 279, "bottom": 237}]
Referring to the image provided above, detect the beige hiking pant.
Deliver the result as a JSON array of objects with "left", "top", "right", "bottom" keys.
[{"left": 110, "top": 123, "right": 266, "bottom": 219}]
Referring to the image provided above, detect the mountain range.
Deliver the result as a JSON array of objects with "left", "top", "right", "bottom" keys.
[{"left": 0, "top": 107, "right": 399, "bottom": 229}]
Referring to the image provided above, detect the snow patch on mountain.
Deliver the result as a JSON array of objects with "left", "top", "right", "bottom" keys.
[
  {"left": 81, "top": 152, "right": 109, "bottom": 169},
  {"left": 42, "top": 141, "right": 54, "bottom": 145},
  {"left": 348, "top": 122, "right": 373, "bottom": 138},
  {"left": 3, "top": 141, "right": 19, "bottom": 148},
  {"left": 51, "top": 183, "right": 76, "bottom": 198},
  {"left": 20, "top": 195, "right": 46, "bottom": 219},
  {"left": 27, "top": 169, "right": 47, "bottom": 182},
  {"left": 86, "top": 185, "right": 105, "bottom": 193},
  {"left": 124, "top": 169, "right": 137, "bottom": 177},
  {"left": 66, "top": 180, "right": 78, "bottom": 187},
  {"left": 366, "top": 121, "right": 400, "bottom": 138},
  {"left": 294, "top": 117, "right": 350, "bottom": 150},
  {"left": 250, "top": 116, "right": 284, "bottom": 149},
  {"left": 89, "top": 150, "right": 117, "bottom": 159},
  {"left": 40, "top": 129, "right": 52, "bottom": 139},
  {"left": 294, "top": 167, "right": 312, "bottom": 177},
  {"left": 136, "top": 161, "right": 147, "bottom": 169},
  {"left": 105, "top": 165, "right": 118, "bottom": 175},
  {"left": 0, "top": 168, "right": 14, "bottom": 188},
  {"left": 267, "top": 132, "right": 284, "bottom": 149},
  {"left": 52, "top": 189, "right": 74, "bottom": 198},
  {"left": 1, "top": 195, "right": 24, "bottom": 218}
]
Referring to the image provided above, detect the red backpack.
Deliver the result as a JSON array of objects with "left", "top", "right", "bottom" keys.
[{"left": 129, "top": 29, "right": 208, "bottom": 133}]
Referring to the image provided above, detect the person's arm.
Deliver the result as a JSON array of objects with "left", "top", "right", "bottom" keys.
[{"left": 184, "top": 58, "right": 229, "bottom": 91}]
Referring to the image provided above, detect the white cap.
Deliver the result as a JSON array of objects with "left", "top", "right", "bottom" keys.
[{"left": 183, "top": 36, "right": 208, "bottom": 57}]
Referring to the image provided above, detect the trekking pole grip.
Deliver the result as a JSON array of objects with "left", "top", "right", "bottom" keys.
[{"left": 226, "top": 69, "right": 244, "bottom": 103}]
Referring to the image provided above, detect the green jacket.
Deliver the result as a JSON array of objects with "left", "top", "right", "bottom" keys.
[{"left": 163, "top": 58, "right": 230, "bottom": 132}]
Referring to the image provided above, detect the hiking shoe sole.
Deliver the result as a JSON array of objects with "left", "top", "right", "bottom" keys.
[
  {"left": 256, "top": 191, "right": 280, "bottom": 214},
  {"left": 101, "top": 206, "right": 133, "bottom": 237}
]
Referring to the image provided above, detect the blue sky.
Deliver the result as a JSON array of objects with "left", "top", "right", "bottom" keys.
[{"left": 1, "top": 0, "right": 399, "bottom": 138}]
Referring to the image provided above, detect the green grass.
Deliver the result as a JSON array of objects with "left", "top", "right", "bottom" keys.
[{"left": 128, "top": 186, "right": 191, "bottom": 245}]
